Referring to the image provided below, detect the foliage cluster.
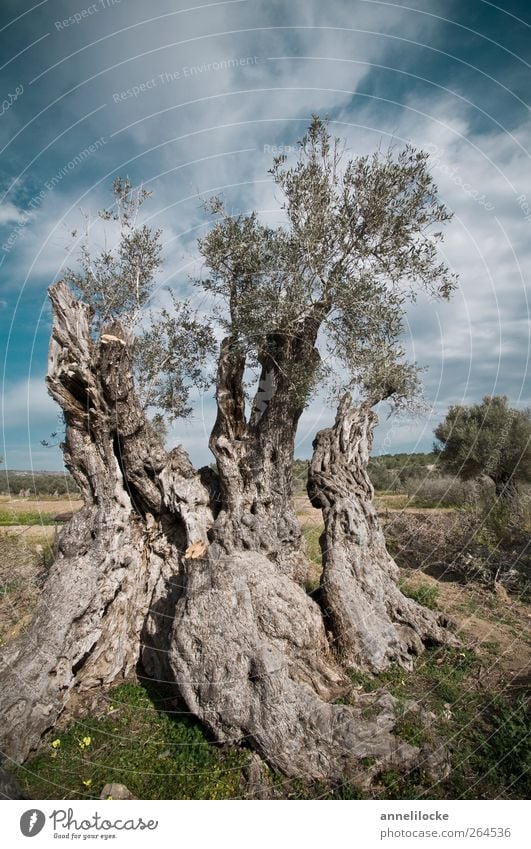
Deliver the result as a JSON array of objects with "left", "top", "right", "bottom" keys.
[{"left": 435, "top": 395, "right": 531, "bottom": 498}]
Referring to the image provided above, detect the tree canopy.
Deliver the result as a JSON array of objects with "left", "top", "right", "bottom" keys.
[
  {"left": 64, "top": 177, "right": 162, "bottom": 330},
  {"left": 434, "top": 395, "right": 531, "bottom": 496},
  {"left": 64, "top": 176, "right": 215, "bottom": 421},
  {"left": 63, "top": 118, "right": 457, "bottom": 425},
  {"left": 197, "top": 116, "right": 456, "bottom": 412}
]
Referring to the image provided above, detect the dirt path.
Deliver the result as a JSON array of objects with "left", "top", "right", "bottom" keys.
[
  {"left": 294, "top": 494, "right": 451, "bottom": 526},
  {"left": 0, "top": 497, "right": 82, "bottom": 540}
]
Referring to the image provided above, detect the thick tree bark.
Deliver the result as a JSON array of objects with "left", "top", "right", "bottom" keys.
[
  {"left": 166, "top": 546, "right": 449, "bottom": 781},
  {"left": 308, "top": 394, "right": 459, "bottom": 673},
  {"left": 0, "top": 283, "right": 211, "bottom": 763},
  {"left": 209, "top": 332, "right": 318, "bottom": 581},
  {"left": 167, "top": 335, "right": 452, "bottom": 782}
]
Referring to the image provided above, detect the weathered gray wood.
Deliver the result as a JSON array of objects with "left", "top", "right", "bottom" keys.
[
  {"left": 208, "top": 334, "right": 319, "bottom": 582},
  {"left": 0, "top": 283, "right": 210, "bottom": 763},
  {"left": 168, "top": 547, "right": 443, "bottom": 781},
  {"left": 308, "top": 394, "right": 459, "bottom": 673}
]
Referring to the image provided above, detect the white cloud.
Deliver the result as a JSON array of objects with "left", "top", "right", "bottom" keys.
[
  {"left": 0, "top": 201, "right": 27, "bottom": 226},
  {"left": 1, "top": 376, "right": 56, "bottom": 430}
]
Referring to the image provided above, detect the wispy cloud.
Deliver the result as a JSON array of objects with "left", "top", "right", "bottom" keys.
[
  {"left": 0, "top": 0, "right": 529, "bottom": 466},
  {"left": 0, "top": 201, "right": 26, "bottom": 226}
]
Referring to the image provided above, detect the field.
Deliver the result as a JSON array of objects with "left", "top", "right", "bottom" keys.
[
  {"left": 0, "top": 496, "right": 82, "bottom": 645},
  {"left": 0, "top": 495, "right": 82, "bottom": 529}
]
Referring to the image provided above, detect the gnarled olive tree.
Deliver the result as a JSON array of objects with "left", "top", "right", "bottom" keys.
[{"left": 0, "top": 121, "right": 458, "bottom": 785}]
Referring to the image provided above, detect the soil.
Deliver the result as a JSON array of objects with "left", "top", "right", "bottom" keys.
[
  {"left": 0, "top": 525, "right": 56, "bottom": 539},
  {"left": 400, "top": 567, "right": 530, "bottom": 694},
  {"left": 0, "top": 497, "right": 82, "bottom": 644}
]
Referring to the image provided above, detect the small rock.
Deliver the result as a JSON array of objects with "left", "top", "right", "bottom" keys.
[
  {"left": 157, "top": 750, "right": 171, "bottom": 759},
  {"left": 100, "top": 782, "right": 136, "bottom": 800},
  {"left": 419, "top": 743, "right": 451, "bottom": 782}
]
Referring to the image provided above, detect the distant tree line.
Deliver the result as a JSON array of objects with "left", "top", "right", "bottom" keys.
[
  {"left": 292, "top": 453, "right": 437, "bottom": 494},
  {"left": 0, "top": 471, "right": 79, "bottom": 497}
]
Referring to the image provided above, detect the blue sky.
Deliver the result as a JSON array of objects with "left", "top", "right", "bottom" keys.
[{"left": 0, "top": 0, "right": 530, "bottom": 471}]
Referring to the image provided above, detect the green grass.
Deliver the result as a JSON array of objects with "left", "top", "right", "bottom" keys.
[
  {"left": 393, "top": 713, "right": 428, "bottom": 746},
  {"left": 0, "top": 509, "right": 55, "bottom": 526},
  {"left": 469, "top": 696, "right": 530, "bottom": 795},
  {"left": 363, "top": 647, "right": 478, "bottom": 709},
  {"left": 399, "top": 580, "right": 439, "bottom": 610},
  {"left": 17, "top": 682, "right": 249, "bottom": 800},
  {"left": 346, "top": 646, "right": 530, "bottom": 800},
  {"left": 375, "top": 494, "right": 410, "bottom": 510},
  {"left": 301, "top": 524, "right": 323, "bottom": 594}
]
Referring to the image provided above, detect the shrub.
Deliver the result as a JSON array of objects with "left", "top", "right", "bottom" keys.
[
  {"left": 384, "top": 510, "right": 474, "bottom": 574},
  {"left": 384, "top": 499, "right": 530, "bottom": 596},
  {"left": 0, "top": 471, "right": 80, "bottom": 497},
  {"left": 406, "top": 475, "right": 479, "bottom": 507},
  {"left": 368, "top": 463, "right": 400, "bottom": 492}
]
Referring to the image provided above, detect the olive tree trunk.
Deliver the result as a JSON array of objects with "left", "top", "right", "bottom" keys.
[
  {"left": 165, "top": 344, "right": 453, "bottom": 782},
  {"left": 0, "top": 283, "right": 211, "bottom": 763},
  {"left": 166, "top": 546, "right": 447, "bottom": 781},
  {"left": 208, "top": 331, "right": 319, "bottom": 582},
  {"left": 308, "top": 394, "right": 459, "bottom": 673}
]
